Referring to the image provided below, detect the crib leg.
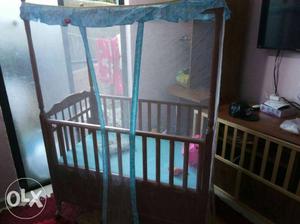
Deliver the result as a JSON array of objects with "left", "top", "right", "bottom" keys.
[{"left": 55, "top": 200, "right": 63, "bottom": 219}]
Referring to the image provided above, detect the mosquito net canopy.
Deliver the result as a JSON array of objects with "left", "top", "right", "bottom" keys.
[{"left": 20, "top": 0, "right": 229, "bottom": 223}]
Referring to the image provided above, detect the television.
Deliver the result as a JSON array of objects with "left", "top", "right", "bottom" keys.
[{"left": 258, "top": 0, "right": 300, "bottom": 51}]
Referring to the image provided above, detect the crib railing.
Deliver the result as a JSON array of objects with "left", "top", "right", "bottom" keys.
[
  {"left": 46, "top": 91, "right": 205, "bottom": 136},
  {"left": 205, "top": 113, "right": 300, "bottom": 203},
  {"left": 47, "top": 119, "right": 206, "bottom": 192}
]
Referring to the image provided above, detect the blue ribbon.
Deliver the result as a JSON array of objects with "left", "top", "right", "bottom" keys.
[
  {"left": 79, "top": 27, "right": 109, "bottom": 224},
  {"left": 129, "top": 21, "right": 144, "bottom": 224}
]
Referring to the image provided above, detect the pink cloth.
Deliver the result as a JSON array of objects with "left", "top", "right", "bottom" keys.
[
  {"left": 96, "top": 37, "right": 123, "bottom": 95},
  {"left": 181, "top": 134, "right": 203, "bottom": 167}
]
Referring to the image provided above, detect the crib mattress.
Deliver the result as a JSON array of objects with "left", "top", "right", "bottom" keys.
[{"left": 58, "top": 133, "right": 198, "bottom": 189}]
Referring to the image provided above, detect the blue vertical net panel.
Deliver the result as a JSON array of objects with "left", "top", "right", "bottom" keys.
[{"left": 20, "top": 1, "right": 229, "bottom": 223}]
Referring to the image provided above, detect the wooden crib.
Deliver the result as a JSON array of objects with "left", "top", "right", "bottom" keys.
[
  {"left": 22, "top": 5, "right": 225, "bottom": 223},
  {"left": 43, "top": 91, "right": 209, "bottom": 223}
]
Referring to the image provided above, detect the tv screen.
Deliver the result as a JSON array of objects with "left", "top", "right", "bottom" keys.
[{"left": 258, "top": 0, "right": 300, "bottom": 51}]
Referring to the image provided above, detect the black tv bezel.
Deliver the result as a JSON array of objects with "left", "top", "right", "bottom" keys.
[{"left": 257, "top": 0, "right": 300, "bottom": 51}]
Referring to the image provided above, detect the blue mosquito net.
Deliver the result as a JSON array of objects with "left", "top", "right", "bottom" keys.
[{"left": 20, "top": 0, "right": 229, "bottom": 223}]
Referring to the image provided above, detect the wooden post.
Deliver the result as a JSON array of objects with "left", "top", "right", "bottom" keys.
[
  {"left": 21, "top": 0, "right": 62, "bottom": 213},
  {"left": 201, "top": 8, "right": 224, "bottom": 224}
]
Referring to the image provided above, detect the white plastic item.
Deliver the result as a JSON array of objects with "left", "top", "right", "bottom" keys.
[{"left": 280, "top": 118, "right": 300, "bottom": 135}]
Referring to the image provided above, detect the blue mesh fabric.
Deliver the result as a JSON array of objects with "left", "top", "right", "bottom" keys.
[{"left": 20, "top": 0, "right": 230, "bottom": 27}]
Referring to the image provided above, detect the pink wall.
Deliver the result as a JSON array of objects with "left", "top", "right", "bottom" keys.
[{"left": 240, "top": 0, "right": 300, "bottom": 104}]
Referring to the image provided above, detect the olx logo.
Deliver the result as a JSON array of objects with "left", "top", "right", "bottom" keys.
[{"left": 5, "top": 178, "right": 47, "bottom": 220}]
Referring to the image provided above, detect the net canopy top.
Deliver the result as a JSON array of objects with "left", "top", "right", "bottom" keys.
[{"left": 20, "top": 0, "right": 230, "bottom": 27}]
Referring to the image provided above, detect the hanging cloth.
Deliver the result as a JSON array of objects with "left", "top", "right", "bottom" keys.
[
  {"left": 79, "top": 27, "right": 110, "bottom": 224},
  {"left": 79, "top": 22, "right": 144, "bottom": 224}
]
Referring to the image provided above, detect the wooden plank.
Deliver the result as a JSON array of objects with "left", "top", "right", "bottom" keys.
[
  {"left": 92, "top": 130, "right": 100, "bottom": 173},
  {"left": 148, "top": 102, "right": 151, "bottom": 131},
  {"left": 186, "top": 106, "right": 192, "bottom": 136},
  {"left": 196, "top": 141, "right": 202, "bottom": 191},
  {"left": 80, "top": 128, "right": 89, "bottom": 170},
  {"left": 167, "top": 84, "right": 209, "bottom": 104},
  {"left": 156, "top": 138, "right": 161, "bottom": 183},
  {"left": 195, "top": 108, "right": 201, "bottom": 135},
  {"left": 103, "top": 96, "right": 108, "bottom": 124},
  {"left": 142, "top": 136, "right": 147, "bottom": 181},
  {"left": 57, "top": 125, "right": 67, "bottom": 165},
  {"left": 169, "top": 140, "right": 175, "bottom": 186},
  {"left": 297, "top": 181, "right": 300, "bottom": 196},
  {"left": 48, "top": 119, "right": 204, "bottom": 145},
  {"left": 61, "top": 111, "right": 70, "bottom": 150},
  {"left": 176, "top": 105, "right": 181, "bottom": 134},
  {"left": 69, "top": 126, "right": 78, "bottom": 168},
  {"left": 230, "top": 128, "right": 238, "bottom": 162},
  {"left": 157, "top": 103, "right": 161, "bottom": 132},
  {"left": 271, "top": 144, "right": 282, "bottom": 183},
  {"left": 283, "top": 150, "right": 296, "bottom": 189},
  {"left": 116, "top": 132, "right": 123, "bottom": 176},
  {"left": 105, "top": 131, "right": 111, "bottom": 175},
  {"left": 112, "top": 99, "right": 116, "bottom": 127},
  {"left": 260, "top": 140, "right": 270, "bottom": 177},
  {"left": 249, "top": 136, "right": 258, "bottom": 172},
  {"left": 216, "top": 155, "right": 300, "bottom": 203},
  {"left": 221, "top": 125, "right": 228, "bottom": 158},
  {"left": 120, "top": 100, "right": 125, "bottom": 128},
  {"left": 167, "top": 104, "right": 171, "bottom": 133},
  {"left": 79, "top": 101, "right": 85, "bottom": 122},
  {"left": 138, "top": 101, "right": 142, "bottom": 130},
  {"left": 239, "top": 132, "right": 248, "bottom": 167},
  {"left": 183, "top": 142, "right": 189, "bottom": 189}
]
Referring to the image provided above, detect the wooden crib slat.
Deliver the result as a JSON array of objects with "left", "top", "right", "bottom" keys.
[
  {"left": 283, "top": 150, "right": 296, "bottom": 189},
  {"left": 139, "top": 102, "right": 143, "bottom": 130},
  {"left": 57, "top": 125, "right": 67, "bottom": 165},
  {"left": 183, "top": 142, "right": 189, "bottom": 189},
  {"left": 69, "top": 126, "right": 78, "bottom": 168},
  {"left": 157, "top": 103, "right": 161, "bottom": 132},
  {"left": 239, "top": 132, "right": 248, "bottom": 167},
  {"left": 271, "top": 145, "right": 283, "bottom": 183},
  {"left": 196, "top": 142, "right": 202, "bottom": 192},
  {"left": 92, "top": 130, "right": 100, "bottom": 173},
  {"left": 195, "top": 108, "right": 201, "bottom": 135},
  {"left": 112, "top": 99, "right": 116, "bottom": 127},
  {"left": 121, "top": 100, "right": 125, "bottom": 128},
  {"left": 186, "top": 107, "right": 192, "bottom": 136},
  {"left": 230, "top": 128, "right": 238, "bottom": 162},
  {"left": 167, "top": 104, "right": 171, "bottom": 134},
  {"left": 116, "top": 132, "right": 123, "bottom": 176},
  {"left": 80, "top": 128, "right": 89, "bottom": 170},
  {"left": 221, "top": 125, "right": 228, "bottom": 158},
  {"left": 156, "top": 137, "right": 161, "bottom": 183},
  {"left": 297, "top": 181, "right": 300, "bottom": 196},
  {"left": 249, "top": 136, "right": 258, "bottom": 171},
  {"left": 73, "top": 105, "right": 81, "bottom": 142},
  {"left": 79, "top": 101, "right": 84, "bottom": 122},
  {"left": 61, "top": 111, "right": 70, "bottom": 150},
  {"left": 142, "top": 135, "right": 148, "bottom": 181},
  {"left": 49, "top": 128, "right": 59, "bottom": 164},
  {"left": 260, "top": 140, "right": 270, "bottom": 177},
  {"left": 176, "top": 105, "right": 181, "bottom": 134},
  {"left": 68, "top": 107, "right": 72, "bottom": 120},
  {"left": 103, "top": 96, "right": 108, "bottom": 123},
  {"left": 169, "top": 140, "right": 175, "bottom": 186},
  {"left": 148, "top": 102, "right": 152, "bottom": 131},
  {"left": 105, "top": 131, "right": 111, "bottom": 175}
]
